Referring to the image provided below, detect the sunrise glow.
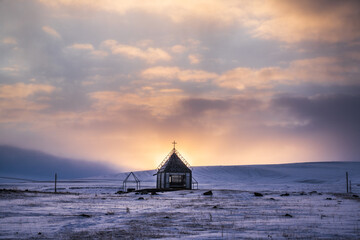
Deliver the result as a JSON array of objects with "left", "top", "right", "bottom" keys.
[{"left": 1, "top": 0, "right": 360, "bottom": 171}]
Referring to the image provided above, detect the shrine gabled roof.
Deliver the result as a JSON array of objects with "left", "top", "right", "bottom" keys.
[{"left": 157, "top": 149, "right": 191, "bottom": 173}]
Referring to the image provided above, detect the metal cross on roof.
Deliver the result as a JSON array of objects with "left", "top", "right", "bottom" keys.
[{"left": 172, "top": 140, "right": 177, "bottom": 149}]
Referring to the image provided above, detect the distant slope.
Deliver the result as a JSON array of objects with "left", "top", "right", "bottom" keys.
[
  {"left": 109, "top": 162, "right": 360, "bottom": 192},
  {"left": 192, "top": 162, "right": 360, "bottom": 190},
  {"left": 0, "top": 145, "right": 117, "bottom": 180}
]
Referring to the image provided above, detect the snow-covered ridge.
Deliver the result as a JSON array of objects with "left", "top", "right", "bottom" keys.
[
  {"left": 1, "top": 162, "right": 359, "bottom": 194},
  {"left": 98, "top": 162, "right": 360, "bottom": 192},
  {"left": 105, "top": 162, "right": 360, "bottom": 183}
]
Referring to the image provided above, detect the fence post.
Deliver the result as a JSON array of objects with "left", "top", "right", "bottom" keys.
[
  {"left": 55, "top": 173, "right": 57, "bottom": 193},
  {"left": 346, "top": 172, "right": 348, "bottom": 193},
  {"left": 349, "top": 180, "right": 352, "bottom": 193}
]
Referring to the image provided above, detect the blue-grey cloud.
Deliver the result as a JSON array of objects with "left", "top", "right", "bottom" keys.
[
  {"left": 0, "top": 145, "right": 117, "bottom": 179},
  {"left": 273, "top": 92, "right": 360, "bottom": 160},
  {"left": 179, "top": 97, "right": 261, "bottom": 116}
]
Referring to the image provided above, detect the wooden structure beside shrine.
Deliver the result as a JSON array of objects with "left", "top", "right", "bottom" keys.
[{"left": 123, "top": 172, "right": 140, "bottom": 192}]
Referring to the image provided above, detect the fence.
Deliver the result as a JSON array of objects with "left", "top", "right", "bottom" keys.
[{"left": 0, "top": 174, "right": 144, "bottom": 194}]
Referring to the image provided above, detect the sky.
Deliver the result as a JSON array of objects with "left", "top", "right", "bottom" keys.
[{"left": 0, "top": 0, "right": 360, "bottom": 171}]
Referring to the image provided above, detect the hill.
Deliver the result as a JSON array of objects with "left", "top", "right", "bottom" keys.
[
  {"left": 111, "top": 162, "right": 360, "bottom": 193},
  {"left": 0, "top": 145, "right": 116, "bottom": 179}
]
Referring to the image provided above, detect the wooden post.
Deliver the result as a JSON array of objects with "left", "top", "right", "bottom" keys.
[
  {"left": 346, "top": 172, "right": 348, "bottom": 193},
  {"left": 349, "top": 180, "right": 352, "bottom": 193},
  {"left": 55, "top": 173, "right": 57, "bottom": 193}
]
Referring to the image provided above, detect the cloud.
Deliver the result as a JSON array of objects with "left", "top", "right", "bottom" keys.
[
  {"left": 39, "top": 0, "right": 249, "bottom": 26},
  {"left": 101, "top": 39, "right": 171, "bottom": 64},
  {"left": 287, "top": 57, "right": 352, "bottom": 83},
  {"left": 177, "top": 97, "right": 260, "bottom": 118},
  {"left": 0, "top": 83, "right": 55, "bottom": 98},
  {"left": 346, "top": 51, "right": 360, "bottom": 61},
  {"left": 65, "top": 43, "right": 108, "bottom": 58},
  {"left": 0, "top": 65, "right": 23, "bottom": 76},
  {"left": 180, "top": 98, "right": 230, "bottom": 115},
  {"left": 0, "top": 83, "right": 56, "bottom": 123},
  {"left": 39, "top": 0, "right": 360, "bottom": 43},
  {"left": 216, "top": 57, "right": 359, "bottom": 90},
  {"left": 273, "top": 93, "right": 360, "bottom": 130},
  {"left": 188, "top": 54, "right": 201, "bottom": 64},
  {"left": 272, "top": 93, "right": 360, "bottom": 160},
  {"left": 1, "top": 0, "right": 360, "bottom": 170},
  {"left": 42, "top": 26, "right": 61, "bottom": 38},
  {"left": 89, "top": 89, "right": 184, "bottom": 118},
  {"left": 68, "top": 43, "right": 94, "bottom": 51},
  {"left": 142, "top": 56, "right": 357, "bottom": 91},
  {"left": 171, "top": 45, "right": 187, "bottom": 54},
  {"left": 159, "top": 88, "right": 183, "bottom": 93},
  {"left": 251, "top": 0, "right": 360, "bottom": 43},
  {"left": 0, "top": 145, "right": 116, "bottom": 179},
  {"left": 217, "top": 67, "right": 286, "bottom": 90},
  {"left": 141, "top": 66, "right": 218, "bottom": 82},
  {"left": 2, "top": 37, "right": 17, "bottom": 45}
]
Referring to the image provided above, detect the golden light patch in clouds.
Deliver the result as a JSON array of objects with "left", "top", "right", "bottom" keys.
[
  {"left": 2, "top": 37, "right": 17, "bottom": 45},
  {"left": 0, "top": 83, "right": 55, "bottom": 98},
  {"left": 68, "top": 43, "right": 94, "bottom": 51},
  {"left": 89, "top": 89, "right": 184, "bottom": 118},
  {"left": 252, "top": 0, "right": 360, "bottom": 43},
  {"left": 141, "top": 66, "right": 218, "bottom": 82},
  {"left": 101, "top": 40, "right": 171, "bottom": 64},
  {"left": 41, "top": 0, "right": 248, "bottom": 26},
  {"left": 217, "top": 67, "right": 286, "bottom": 90},
  {"left": 0, "top": 65, "right": 23, "bottom": 76},
  {"left": 216, "top": 57, "right": 357, "bottom": 90},
  {"left": 171, "top": 45, "right": 187, "bottom": 54},
  {"left": 40, "top": 0, "right": 360, "bottom": 43},
  {"left": 0, "top": 83, "right": 56, "bottom": 123},
  {"left": 2, "top": 0, "right": 359, "bottom": 171},
  {"left": 159, "top": 88, "right": 183, "bottom": 93},
  {"left": 287, "top": 57, "right": 351, "bottom": 83},
  {"left": 42, "top": 26, "right": 61, "bottom": 39},
  {"left": 188, "top": 54, "right": 201, "bottom": 64}
]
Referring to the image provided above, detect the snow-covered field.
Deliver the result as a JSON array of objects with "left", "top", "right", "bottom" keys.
[{"left": 1, "top": 162, "right": 360, "bottom": 239}]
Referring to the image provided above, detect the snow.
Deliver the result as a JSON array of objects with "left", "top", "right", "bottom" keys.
[{"left": 0, "top": 162, "right": 359, "bottom": 239}]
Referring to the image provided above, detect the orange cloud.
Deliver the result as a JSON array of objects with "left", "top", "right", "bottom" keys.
[
  {"left": 89, "top": 88, "right": 184, "bottom": 118},
  {"left": 102, "top": 40, "right": 171, "bottom": 64},
  {"left": 250, "top": 0, "right": 360, "bottom": 43},
  {"left": 40, "top": 0, "right": 360, "bottom": 43},
  {"left": 141, "top": 66, "right": 218, "bottom": 82},
  {"left": 0, "top": 65, "right": 23, "bottom": 76},
  {"left": 0, "top": 83, "right": 56, "bottom": 123},
  {"left": 0, "top": 83, "right": 55, "bottom": 98},
  {"left": 68, "top": 43, "right": 94, "bottom": 50},
  {"left": 40, "top": 0, "right": 248, "bottom": 26},
  {"left": 42, "top": 26, "right": 61, "bottom": 39},
  {"left": 171, "top": 45, "right": 187, "bottom": 54},
  {"left": 188, "top": 54, "right": 201, "bottom": 64},
  {"left": 216, "top": 57, "right": 358, "bottom": 90},
  {"left": 217, "top": 67, "right": 286, "bottom": 90},
  {"left": 2, "top": 37, "right": 17, "bottom": 45}
]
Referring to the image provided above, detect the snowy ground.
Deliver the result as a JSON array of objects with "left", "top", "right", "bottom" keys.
[{"left": 1, "top": 162, "right": 360, "bottom": 239}]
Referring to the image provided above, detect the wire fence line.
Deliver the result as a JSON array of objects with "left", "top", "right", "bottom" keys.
[
  {"left": 0, "top": 175, "right": 149, "bottom": 194},
  {"left": 0, "top": 175, "right": 129, "bottom": 183}
]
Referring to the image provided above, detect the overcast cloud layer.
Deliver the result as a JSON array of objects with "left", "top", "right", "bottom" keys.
[{"left": 1, "top": 0, "right": 360, "bottom": 170}]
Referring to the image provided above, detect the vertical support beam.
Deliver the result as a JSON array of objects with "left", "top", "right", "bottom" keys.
[
  {"left": 346, "top": 172, "right": 348, "bottom": 193},
  {"left": 349, "top": 180, "right": 352, "bottom": 193},
  {"left": 55, "top": 173, "right": 57, "bottom": 193}
]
